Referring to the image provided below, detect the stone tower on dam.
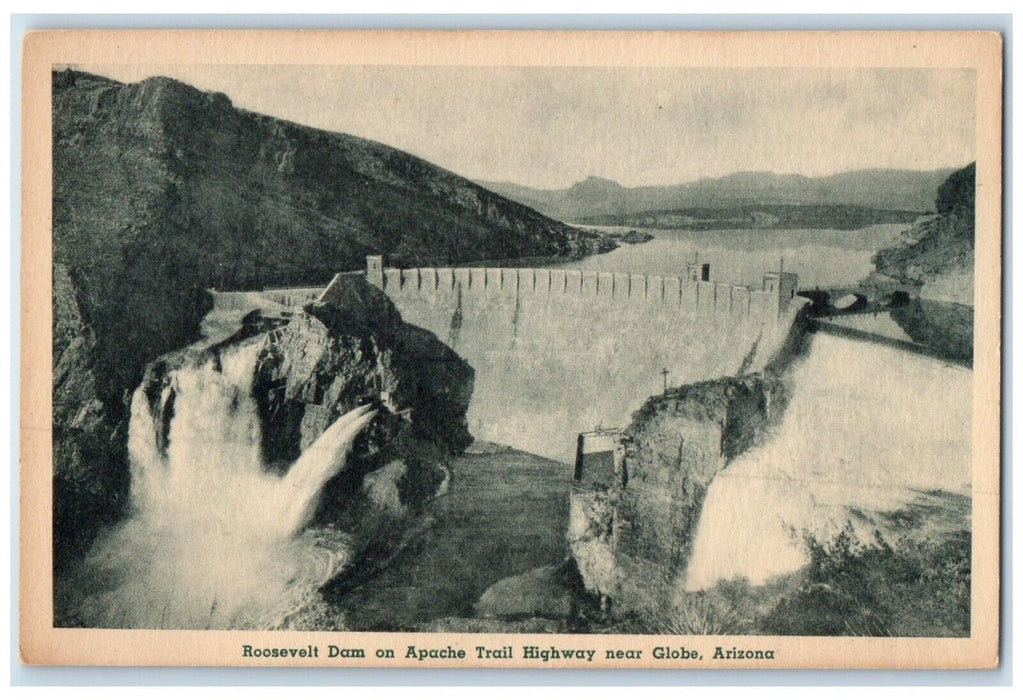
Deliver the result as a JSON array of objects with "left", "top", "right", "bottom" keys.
[{"left": 320, "top": 255, "right": 804, "bottom": 462}]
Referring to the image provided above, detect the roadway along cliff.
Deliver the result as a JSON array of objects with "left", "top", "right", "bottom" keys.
[
  {"left": 871, "top": 162, "right": 975, "bottom": 306},
  {"left": 868, "top": 162, "right": 976, "bottom": 364}
]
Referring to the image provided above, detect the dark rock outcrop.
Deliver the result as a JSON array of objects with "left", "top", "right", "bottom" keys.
[
  {"left": 52, "top": 263, "right": 132, "bottom": 566},
  {"left": 890, "top": 299, "right": 974, "bottom": 367},
  {"left": 936, "top": 162, "right": 976, "bottom": 215},
  {"left": 872, "top": 162, "right": 976, "bottom": 303},
  {"left": 475, "top": 563, "right": 579, "bottom": 620},
  {"left": 569, "top": 373, "right": 792, "bottom": 615},
  {"left": 252, "top": 276, "right": 473, "bottom": 470}
]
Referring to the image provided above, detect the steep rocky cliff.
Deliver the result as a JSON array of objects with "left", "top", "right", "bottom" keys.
[
  {"left": 52, "top": 263, "right": 135, "bottom": 563},
  {"left": 567, "top": 316, "right": 809, "bottom": 615},
  {"left": 253, "top": 275, "right": 473, "bottom": 470},
  {"left": 868, "top": 163, "right": 976, "bottom": 363},
  {"left": 51, "top": 68, "right": 581, "bottom": 565},
  {"left": 54, "top": 68, "right": 588, "bottom": 289},
  {"left": 872, "top": 162, "right": 976, "bottom": 305}
]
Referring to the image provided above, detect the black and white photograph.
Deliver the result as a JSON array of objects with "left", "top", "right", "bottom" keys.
[{"left": 19, "top": 29, "right": 1003, "bottom": 669}]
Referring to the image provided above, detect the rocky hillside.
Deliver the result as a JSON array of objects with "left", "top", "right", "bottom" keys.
[
  {"left": 51, "top": 68, "right": 584, "bottom": 566},
  {"left": 54, "top": 69, "right": 587, "bottom": 286},
  {"left": 872, "top": 163, "right": 976, "bottom": 306}
]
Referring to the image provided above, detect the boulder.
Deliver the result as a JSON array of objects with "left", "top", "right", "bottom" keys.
[{"left": 476, "top": 564, "right": 575, "bottom": 619}]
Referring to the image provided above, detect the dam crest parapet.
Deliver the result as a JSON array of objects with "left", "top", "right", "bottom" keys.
[{"left": 353, "top": 256, "right": 797, "bottom": 320}]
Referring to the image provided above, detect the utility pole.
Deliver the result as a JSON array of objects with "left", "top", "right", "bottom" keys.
[{"left": 661, "top": 367, "right": 670, "bottom": 393}]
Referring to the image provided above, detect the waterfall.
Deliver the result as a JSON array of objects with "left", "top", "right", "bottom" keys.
[
  {"left": 63, "top": 342, "right": 376, "bottom": 630},
  {"left": 683, "top": 332, "right": 971, "bottom": 591},
  {"left": 278, "top": 403, "right": 378, "bottom": 537}
]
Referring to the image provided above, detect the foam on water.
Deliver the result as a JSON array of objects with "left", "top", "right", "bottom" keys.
[
  {"left": 66, "top": 343, "right": 375, "bottom": 629},
  {"left": 684, "top": 332, "right": 971, "bottom": 590}
]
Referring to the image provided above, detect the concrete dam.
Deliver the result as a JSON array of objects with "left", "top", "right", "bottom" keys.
[{"left": 320, "top": 257, "right": 803, "bottom": 462}]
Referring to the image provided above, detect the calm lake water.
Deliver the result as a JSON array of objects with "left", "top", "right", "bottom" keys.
[{"left": 555, "top": 224, "right": 909, "bottom": 289}]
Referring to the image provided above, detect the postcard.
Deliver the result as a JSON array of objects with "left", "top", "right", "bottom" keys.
[{"left": 19, "top": 29, "right": 1002, "bottom": 668}]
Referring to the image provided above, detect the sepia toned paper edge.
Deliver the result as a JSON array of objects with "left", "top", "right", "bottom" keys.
[{"left": 19, "top": 28, "right": 1004, "bottom": 670}]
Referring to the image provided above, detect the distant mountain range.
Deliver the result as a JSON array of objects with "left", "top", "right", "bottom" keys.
[{"left": 479, "top": 168, "right": 960, "bottom": 226}]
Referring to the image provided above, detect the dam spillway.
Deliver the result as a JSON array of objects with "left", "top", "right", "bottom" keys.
[{"left": 320, "top": 257, "right": 803, "bottom": 462}]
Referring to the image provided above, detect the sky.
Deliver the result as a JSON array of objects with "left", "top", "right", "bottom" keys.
[{"left": 79, "top": 64, "right": 976, "bottom": 189}]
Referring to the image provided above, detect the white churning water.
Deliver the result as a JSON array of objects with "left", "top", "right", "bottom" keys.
[
  {"left": 684, "top": 332, "right": 972, "bottom": 591},
  {"left": 70, "top": 343, "right": 376, "bottom": 629}
]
